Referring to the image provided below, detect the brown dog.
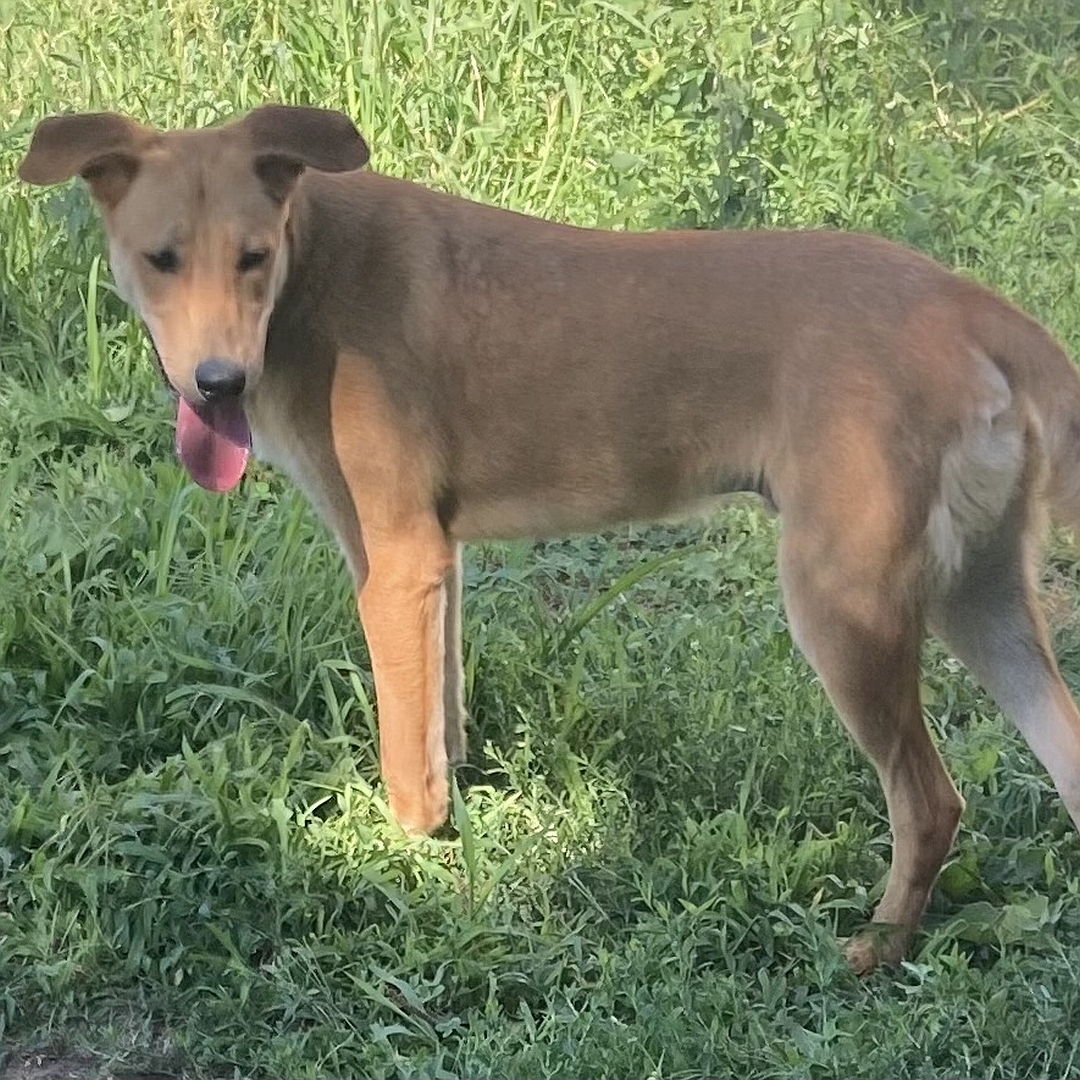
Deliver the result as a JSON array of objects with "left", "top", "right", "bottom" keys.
[{"left": 18, "top": 104, "right": 1080, "bottom": 971}]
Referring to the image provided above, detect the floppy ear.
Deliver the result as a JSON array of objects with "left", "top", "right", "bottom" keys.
[
  {"left": 18, "top": 112, "right": 154, "bottom": 208},
  {"left": 240, "top": 105, "right": 371, "bottom": 202}
]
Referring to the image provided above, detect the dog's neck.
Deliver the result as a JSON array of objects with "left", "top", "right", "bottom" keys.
[
  {"left": 274, "top": 172, "right": 349, "bottom": 325},
  {"left": 272, "top": 171, "right": 421, "bottom": 348}
]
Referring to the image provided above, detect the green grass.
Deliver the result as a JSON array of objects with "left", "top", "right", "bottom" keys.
[{"left": 4, "top": 1, "right": 1080, "bottom": 1076}]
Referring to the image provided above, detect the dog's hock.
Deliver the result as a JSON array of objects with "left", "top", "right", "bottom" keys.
[{"left": 18, "top": 112, "right": 153, "bottom": 207}]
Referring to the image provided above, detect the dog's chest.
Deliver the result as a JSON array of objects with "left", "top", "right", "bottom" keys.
[{"left": 246, "top": 392, "right": 319, "bottom": 494}]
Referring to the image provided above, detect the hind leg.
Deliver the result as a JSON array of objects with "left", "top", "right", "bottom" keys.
[
  {"left": 930, "top": 528, "right": 1080, "bottom": 830},
  {"left": 780, "top": 531, "right": 964, "bottom": 973}
]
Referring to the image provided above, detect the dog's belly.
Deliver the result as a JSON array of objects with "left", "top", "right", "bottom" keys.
[
  {"left": 447, "top": 471, "right": 774, "bottom": 542},
  {"left": 448, "top": 495, "right": 628, "bottom": 541}
]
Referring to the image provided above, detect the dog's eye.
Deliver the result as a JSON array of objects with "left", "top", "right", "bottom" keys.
[
  {"left": 237, "top": 249, "right": 269, "bottom": 272},
  {"left": 145, "top": 249, "right": 179, "bottom": 273}
]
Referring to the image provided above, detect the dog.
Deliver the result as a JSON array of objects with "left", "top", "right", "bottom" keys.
[{"left": 18, "top": 104, "right": 1080, "bottom": 972}]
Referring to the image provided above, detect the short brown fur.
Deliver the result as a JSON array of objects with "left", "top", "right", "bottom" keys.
[{"left": 20, "top": 105, "right": 1080, "bottom": 972}]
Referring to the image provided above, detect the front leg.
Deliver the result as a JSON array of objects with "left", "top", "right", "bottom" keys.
[
  {"left": 443, "top": 542, "right": 468, "bottom": 765},
  {"left": 358, "top": 517, "right": 456, "bottom": 834}
]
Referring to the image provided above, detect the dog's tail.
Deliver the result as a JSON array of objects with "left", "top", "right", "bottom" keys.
[{"left": 971, "top": 291, "right": 1080, "bottom": 538}]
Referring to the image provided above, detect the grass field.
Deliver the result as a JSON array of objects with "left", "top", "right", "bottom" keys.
[{"left": 4, "top": 1, "right": 1080, "bottom": 1076}]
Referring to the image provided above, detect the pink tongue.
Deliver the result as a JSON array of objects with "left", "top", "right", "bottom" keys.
[{"left": 175, "top": 397, "right": 251, "bottom": 492}]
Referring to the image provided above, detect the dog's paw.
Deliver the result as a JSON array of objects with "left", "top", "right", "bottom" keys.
[
  {"left": 842, "top": 923, "right": 913, "bottom": 975},
  {"left": 387, "top": 781, "right": 449, "bottom": 836}
]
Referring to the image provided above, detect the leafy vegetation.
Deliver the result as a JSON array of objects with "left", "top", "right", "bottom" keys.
[{"left": 3, "top": 1, "right": 1080, "bottom": 1076}]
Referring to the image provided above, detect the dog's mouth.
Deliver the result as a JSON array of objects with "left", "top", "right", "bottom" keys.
[
  {"left": 175, "top": 397, "right": 251, "bottom": 492},
  {"left": 147, "top": 340, "right": 252, "bottom": 492}
]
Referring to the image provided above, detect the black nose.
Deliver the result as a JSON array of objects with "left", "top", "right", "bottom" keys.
[{"left": 194, "top": 359, "right": 246, "bottom": 401}]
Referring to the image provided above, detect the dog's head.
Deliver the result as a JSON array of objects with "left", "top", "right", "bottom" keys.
[{"left": 18, "top": 105, "right": 370, "bottom": 490}]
